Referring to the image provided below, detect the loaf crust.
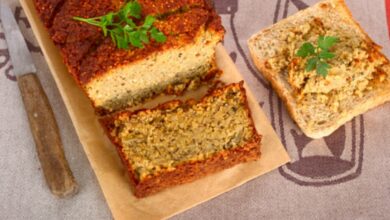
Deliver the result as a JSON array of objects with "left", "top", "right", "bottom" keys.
[
  {"left": 33, "top": 0, "right": 225, "bottom": 113},
  {"left": 32, "top": 0, "right": 64, "bottom": 27},
  {"left": 100, "top": 82, "right": 262, "bottom": 197}
]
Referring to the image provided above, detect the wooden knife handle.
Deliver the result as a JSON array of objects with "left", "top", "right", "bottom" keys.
[{"left": 17, "top": 73, "right": 78, "bottom": 198}]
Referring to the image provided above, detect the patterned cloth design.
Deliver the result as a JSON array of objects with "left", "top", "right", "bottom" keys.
[{"left": 1, "top": 0, "right": 389, "bottom": 219}]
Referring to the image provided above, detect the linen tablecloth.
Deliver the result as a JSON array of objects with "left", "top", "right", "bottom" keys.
[{"left": 1, "top": 0, "right": 389, "bottom": 219}]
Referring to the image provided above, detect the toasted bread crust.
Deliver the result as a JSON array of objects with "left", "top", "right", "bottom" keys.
[
  {"left": 100, "top": 82, "right": 262, "bottom": 197},
  {"left": 248, "top": 51, "right": 304, "bottom": 132},
  {"left": 248, "top": 0, "right": 390, "bottom": 138}
]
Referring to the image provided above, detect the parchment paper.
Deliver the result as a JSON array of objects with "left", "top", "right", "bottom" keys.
[{"left": 20, "top": 0, "right": 290, "bottom": 219}]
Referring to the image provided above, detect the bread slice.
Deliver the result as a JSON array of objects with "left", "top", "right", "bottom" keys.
[
  {"left": 100, "top": 82, "right": 261, "bottom": 198},
  {"left": 248, "top": 0, "right": 390, "bottom": 139},
  {"left": 33, "top": 0, "right": 224, "bottom": 114}
]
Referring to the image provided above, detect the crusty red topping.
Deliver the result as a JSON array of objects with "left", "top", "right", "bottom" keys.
[{"left": 33, "top": 0, "right": 224, "bottom": 85}]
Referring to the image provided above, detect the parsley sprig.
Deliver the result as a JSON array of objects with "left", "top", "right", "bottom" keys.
[
  {"left": 73, "top": 1, "right": 167, "bottom": 49},
  {"left": 296, "top": 36, "right": 339, "bottom": 77}
]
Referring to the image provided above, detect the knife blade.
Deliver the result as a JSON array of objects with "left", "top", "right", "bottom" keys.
[
  {"left": 0, "top": 3, "right": 36, "bottom": 76},
  {"left": 0, "top": 3, "right": 78, "bottom": 197}
]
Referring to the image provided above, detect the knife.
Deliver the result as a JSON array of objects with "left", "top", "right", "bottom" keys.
[{"left": 0, "top": 4, "right": 78, "bottom": 197}]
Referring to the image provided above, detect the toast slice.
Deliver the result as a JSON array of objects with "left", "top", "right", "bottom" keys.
[
  {"left": 33, "top": 0, "right": 224, "bottom": 114},
  {"left": 100, "top": 82, "right": 261, "bottom": 197},
  {"left": 248, "top": 0, "right": 390, "bottom": 138}
]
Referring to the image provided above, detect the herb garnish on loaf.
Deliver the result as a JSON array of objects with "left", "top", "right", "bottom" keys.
[
  {"left": 73, "top": 1, "right": 167, "bottom": 49},
  {"left": 100, "top": 82, "right": 261, "bottom": 197},
  {"left": 32, "top": 0, "right": 225, "bottom": 114},
  {"left": 248, "top": 0, "right": 390, "bottom": 139}
]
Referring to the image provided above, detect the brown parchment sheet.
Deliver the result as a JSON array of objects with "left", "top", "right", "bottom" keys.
[{"left": 20, "top": 0, "right": 290, "bottom": 219}]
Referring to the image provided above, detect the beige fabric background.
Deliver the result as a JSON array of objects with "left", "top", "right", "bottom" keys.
[{"left": 1, "top": 0, "right": 389, "bottom": 219}]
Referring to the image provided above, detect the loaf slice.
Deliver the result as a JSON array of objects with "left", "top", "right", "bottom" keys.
[
  {"left": 81, "top": 7, "right": 224, "bottom": 114},
  {"left": 248, "top": 0, "right": 390, "bottom": 139},
  {"left": 100, "top": 82, "right": 261, "bottom": 198},
  {"left": 33, "top": 0, "right": 224, "bottom": 114}
]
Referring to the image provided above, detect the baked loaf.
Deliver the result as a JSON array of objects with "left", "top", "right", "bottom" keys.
[
  {"left": 248, "top": 0, "right": 390, "bottom": 138},
  {"left": 100, "top": 82, "right": 261, "bottom": 197},
  {"left": 33, "top": 0, "right": 225, "bottom": 114}
]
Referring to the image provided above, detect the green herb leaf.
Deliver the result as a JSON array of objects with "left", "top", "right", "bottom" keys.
[
  {"left": 125, "top": 18, "right": 137, "bottom": 28},
  {"left": 116, "top": 35, "right": 128, "bottom": 49},
  {"left": 128, "top": 1, "right": 142, "bottom": 19},
  {"left": 306, "top": 57, "right": 318, "bottom": 72},
  {"left": 151, "top": 27, "right": 167, "bottom": 43},
  {"left": 295, "top": 36, "right": 338, "bottom": 77},
  {"left": 316, "top": 61, "right": 330, "bottom": 77},
  {"left": 319, "top": 50, "right": 336, "bottom": 59},
  {"left": 318, "top": 36, "right": 339, "bottom": 50},
  {"left": 143, "top": 15, "right": 156, "bottom": 29},
  {"left": 105, "top": 12, "right": 114, "bottom": 25},
  {"left": 101, "top": 22, "right": 108, "bottom": 36},
  {"left": 129, "top": 31, "right": 143, "bottom": 48},
  {"left": 296, "top": 42, "right": 316, "bottom": 58},
  {"left": 139, "top": 30, "right": 149, "bottom": 43},
  {"left": 72, "top": 0, "right": 167, "bottom": 49},
  {"left": 123, "top": 24, "right": 133, "bottom": 33},
  {"left": 73, "top": 17, "right": 100, "bottom": 26},
  {"left": 111, "top": 27, "right": 123, "bottom": 36},
  {"left": 121, "top": 1, "right": 141, "bottom": 19}
]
